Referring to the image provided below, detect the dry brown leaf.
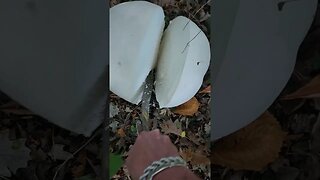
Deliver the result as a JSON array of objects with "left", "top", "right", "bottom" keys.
[
  {"left": 180, "top": 149, "right": 210, "bottom": 166},
  {"left": 186, "top": 132, "right": 201, "bottom": 145},
  {"left": 71, "top": 150, "right": 87, "bottom": 178},
  {"left": 109, "top": 0, "right": 120, "bottom": 7},
  {"left": 160, "top": 120, "right": 182, "bottom": 136},
  {"left": 180, "top": 149, "right": 192, "bottom": 161},
  {"left": 282, "top": 74, "right": 320, "bottom": 99},
  {"left": 212, "top": 112, "right": 287, "bottom": 171},
  {"left": 117, "top": 128, "right": 126, "bottom": 138},
  {"left": 199, "top": 12, "right": 211, "bottom": 22},
  {"left": 199, "top": 85, "right": 211, "bottom": 94},
  {"left": 173, "top": 97, "right": 200, "bottom": 116},
  {"left": 153, "top": 0, "right": 175, "bottom": 7}
]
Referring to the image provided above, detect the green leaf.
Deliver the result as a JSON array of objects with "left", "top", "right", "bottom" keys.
[
  {"left": 130, "top": 124, "right": 137, "bottom": 134},
  {"left": 109, "top": 152, "right": 124, "bottom": 178}
]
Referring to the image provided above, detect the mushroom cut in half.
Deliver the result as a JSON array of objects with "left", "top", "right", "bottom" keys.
[{"left": 110, "top": 1, "right": 211, "bottom": 108}]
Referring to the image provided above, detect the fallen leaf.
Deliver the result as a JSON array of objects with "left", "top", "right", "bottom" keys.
[
  {"left": 110, "top": 103, "right": 119, "bottom": 118},
  {"left": 173, "top": 97, "right": 200, "bottom": 116},
  {"left": 179, "top": 149, "right": 192, "bottom": 161},
  {"left": 115, "top": 138, "right": 126, "bottom": 150},
  {"left": 199, "top": 12, "right": 211, "bottom": 22},
  {"left": 160, "top": 119, "right": 182, "bottom": 136},
  {"left": 109, "top": 153, "right": 124, "bottom": 177},
  {"left": 117, "top": 128, "right": 126, "bottom": 138},
  {"left": 186, "top": 132, "right": 202, "bottom": 145},
  {"left": 109, "top": 0, "right": 120, "bottom": 7},
  {"left": 0, "top": 130, "right": 30, "bottom": 176},
  {"left": 109, "top": 121, "right": 119, "bottom": 133},
  {"left": 180, "top": 149, "right": 210, "bottom": 166},
  {"left": 190, "top": 154, "right": 210, "bottom": 167},
  {"left": 71, "top": 150, "right": 87, "bottom": 178},
  {"left": 180, "top": 131, "right": 186, "bottom": 138},
  {"left": 204, "top": 121, "right": 211, "bottom": 135},
  {"left": 30, "top": 149, "right": 47, "bottom": 161},
  {"left": 211, "top": 112, "right": 287, "bottom": 171},
  {"left": 199, "top": 85, "right": 211, "bottom": 93},
  {"left": 152, "top": 0, "right": 175, "bottom": 7},
  {"left": 282, "top": 74, "right": 320, "bottom": 99},
  {"left": 50, "top": 144, "right": 73, "bottom": 160}
]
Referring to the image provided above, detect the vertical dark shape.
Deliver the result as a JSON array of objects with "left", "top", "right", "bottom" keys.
[
  {"left": 102, "top": 69, "right": 109, "bottom": 180},
  {"left": 103, "top": 0, "right": 110, "bottom": 178}
]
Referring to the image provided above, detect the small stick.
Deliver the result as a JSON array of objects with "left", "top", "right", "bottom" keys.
[
  {"left": 52, "top": 131, "right": 99, "bottom": 180},
  {"left": 183, "top": 0, "right": 211, "bottom": 30}
]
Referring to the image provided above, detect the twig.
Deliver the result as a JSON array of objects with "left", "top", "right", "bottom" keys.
[
  {"left": 52, "top": 131, "right": 99, "bottom": 180},
  {"left": 192, "top": 0, "right": 211, "bottom": 18},
  {"left": 183, "top": 0, "right": 211, "bottom": 30}
]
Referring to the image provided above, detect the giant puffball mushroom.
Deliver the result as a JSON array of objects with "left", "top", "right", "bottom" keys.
[
  {"left": 212, "top": 0, "right": 318, "bottom": 140},
  {"left": 110, "top": 2, "right": 211, "bottom": 108},
  {"left": 155, "top": 16, "right": 210, "bottom": 108},
  {"left": 110, "top": 1, "right": 165, "bottom": 104}
]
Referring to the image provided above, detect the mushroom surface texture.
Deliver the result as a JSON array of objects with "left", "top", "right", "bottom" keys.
[
  {"left": 155, "top": 16, "right": 210, "bottom": 108},
  {"left": 110, "top": 1, "right": 165, "bottom": 104}
]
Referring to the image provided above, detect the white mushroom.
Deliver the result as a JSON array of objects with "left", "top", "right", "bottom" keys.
[
  {"left": 155, "top": 16, "right": 210, "bottom": 108},
  {"left": 110, "top": 1, "right": 165, "bottom": 104}
]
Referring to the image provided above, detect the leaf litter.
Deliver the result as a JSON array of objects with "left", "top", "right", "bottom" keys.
[{"left": 0, "top": 92, "right": 106, "bottom": 180}]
